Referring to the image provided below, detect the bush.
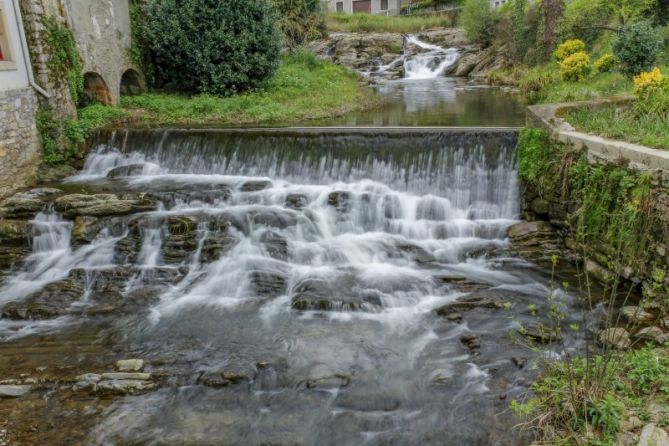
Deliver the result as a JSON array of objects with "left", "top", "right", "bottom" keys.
[
  {"left": 554, "top": 39, "right": 586, "bottom": 62},
  {"left": 273, "top": 0, "right": 326, "bottom": 49},
  {"left": 613, "top": 21, "right": 664, "bottom": 78},
  {"left": 141, "top": 0, "right": 281, "bottom": 95},
  {"left": 633, "top": 67, "right": 664, "bottom": 96},
  {"left": 559, "top": 51, "right": 591, "bottom": 81},
  {"left": 462, "top": 0, "right": 496, "bottom": 46},
  {"left": 594, "top": 54, "right": 616, "bottom": 73}
]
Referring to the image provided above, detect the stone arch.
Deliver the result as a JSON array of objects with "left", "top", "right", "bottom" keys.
[
  {"left": 83, "top": 72, "right": 113, "bottom": 105},
  {"left": 120, "top": 68, "right": 145, "bottom": 97}
]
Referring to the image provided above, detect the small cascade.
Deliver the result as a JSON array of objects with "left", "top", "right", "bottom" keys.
[{"left": 371, "top": 35, "right": 460, "bottom": 80}]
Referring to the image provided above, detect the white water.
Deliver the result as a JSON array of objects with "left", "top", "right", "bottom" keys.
[{"left": 372, "top": 35, "right": 460, "bottom": 80}]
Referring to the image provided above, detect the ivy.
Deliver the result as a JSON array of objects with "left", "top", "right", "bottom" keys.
[{"left": 43, "top": 16, "right": 84, "bottom": 105}]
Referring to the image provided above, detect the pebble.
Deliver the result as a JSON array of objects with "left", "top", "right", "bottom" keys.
[{"left": 115, "top": 359, "right": 144, "bottom": 372}]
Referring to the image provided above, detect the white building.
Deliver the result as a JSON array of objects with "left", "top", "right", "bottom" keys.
[
  {"left": 0, "top": 0, "right": 32, "bottom": 91},
  {"left": 491, "top": 0, "right": 510, "bottom": 8},
  {"left": 324, "top": 0, "right": 403, "bottom": 16}
]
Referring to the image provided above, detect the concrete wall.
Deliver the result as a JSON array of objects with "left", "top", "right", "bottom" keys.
[
  {"left": 0, "top": 0, "right": 31, "bottom": 90},
  {"left": 65, "top": 0, "right": 141, "bottom": 105}
]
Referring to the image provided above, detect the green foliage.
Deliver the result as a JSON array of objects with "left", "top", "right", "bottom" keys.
[
  {"left": 325, "top": 13, "right": 454, "bottom": 33},
  {"left": 36, "top": 109, "right": 64, "bottom": 166},
  {"left": 141, "top": 0, "right": 281, "bottom": 95},
  {"left": 613, "top": 21, "right": 664, "bottom": 78},
  {"left": 129, "top": 4, "right": 154, "bottom": 86},
  {"left": 539, "top": 72, "right": 630, "bottom": 104},
  {"left": 595, "top": 54, "right": 617, "bottom": 72},
  {"left": 43, "top": 16, "right": 83, "bottom": 105},
  {"left": 119, "top": 52, "right": 373, "bottom": 125},
  {"left": 273, "top": 0, "right": 326, "bottom": 49},
  {"left": 516, "top": 128, "right": 559, "bottom": 193},
  {"left": 513, "top": 0, "right": 527, "bottom": 59},
  {"left": 588, "top": 394, "right": 624, "bottom": 436},
  {"left": 555, "top": 39, "right": 586, "bottom": 63},
  {"left": 462, "top": 0, "right": 496, "bottom": 46},
  {"left": 560, "top": 0, "right": 615, "bottom": 44},
  {"left": 559, "top": 51, "right": 592, "bottom": 81},
  {"left": 627, "top": 346, "right": 667, "bottom": 395}
]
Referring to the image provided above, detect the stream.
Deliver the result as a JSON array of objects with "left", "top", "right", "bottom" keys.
[{"left": 0, "top": 39, "right": 577, "bottom": 446}]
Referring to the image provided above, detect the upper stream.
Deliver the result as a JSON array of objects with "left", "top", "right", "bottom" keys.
[{"left": 0, "top": 129, "right": 582, "bottom": 445}]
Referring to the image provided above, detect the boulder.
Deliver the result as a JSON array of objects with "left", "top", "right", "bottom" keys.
[
  {"left": 621, "top": 306, "right": 655, "bottom": 325},
  {"left": 519, "top": 322, "right": 562, "bottom": 343},
  {"left": 115, "top": 359, "right": 144, "bottom": 372},
  {"left": 436, "top": 295, "right": 504, "bottom": 316},
  {"left": 106, "top": 164, "right": 147, "bottom": 178},
  {"left": 0, "top": 188, "right": 62, "bottom": 219},
  {"left": 285, "top": 194, "right": 308, "bottom": 210},
  {"left": 0, "top": 220, "right": 29, "bottom": 247},
  {"left": 584, "top": 260, "right": 614, "bottom": 284},
  {"left": 71, "top": 216, "right": 100, "bottom": 247},
  {"left": 0, "top": 384, "right": 31, "bottom": 398},
  {"left": 638, "top": 423, "right": 669, "bottom": 446},
  {"left": 635, "top": 326, "right": 666, "bottom": 344},
  {"left": 328, "top": 191, "right": 351, "bottom": 210},
  {"left": 54, "top": 194, "right": 156, "bottom": 218},
  {"left": 460, "top": 333, "right": 481, "bottom": 350},
  {"left": 240, "top": 180, "right": 272, "bottom": 192},
  {"left": 598, "top": 328, "right": 631, "bottom": 349}
]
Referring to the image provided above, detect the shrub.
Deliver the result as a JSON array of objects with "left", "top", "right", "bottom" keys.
[
  {"left": 554, "top": 39, "right": 586, "bottom": 62},
  {"left": 559, "top": 51, "right": 591, "bottom": 81},
  {"left": 633, "top": 67, "right": 664, "bottom": 96},
  {"left": 594, "top": 54, "right": 616, "bottom": 73},
  {"left": 141, "top": 0, "right": 281, "bottom": 95},
  {"left": 613, "top": 21, "right": 664, "bottom": 78},
  {"left": 273, "top": 0, "right": 326, "bottom": 49},
  {"left": 462, "top": 0, "right": 496, "bottom": 46}
]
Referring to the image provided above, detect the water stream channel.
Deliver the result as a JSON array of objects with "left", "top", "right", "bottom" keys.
[{"left": 0, "top": 40, "right": 581, "bottom": 446}]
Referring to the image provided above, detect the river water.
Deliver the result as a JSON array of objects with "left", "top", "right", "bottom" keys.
[{"left": 0, "top": 42, "right": 574, "bottom": 446}]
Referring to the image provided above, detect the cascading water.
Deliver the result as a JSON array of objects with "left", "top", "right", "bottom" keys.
[
  {"left": 372, "top": 35, "right": 460, "bottom": 80},
  {"left": 0, "top": 129, "right": 578, "bottom": 445}
]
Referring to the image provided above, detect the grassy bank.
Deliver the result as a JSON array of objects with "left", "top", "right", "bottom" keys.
[
  {"left": 61, "top": 52, "right": 374, "bottom": 141},
  {"left": 566, "top": 105, "right": 669, "bottom": 150},
  {"left": 326, "top": 12, "right": 453, "bottom": 33}
]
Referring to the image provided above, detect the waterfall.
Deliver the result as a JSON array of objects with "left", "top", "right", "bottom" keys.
[{"left": 372, "top": 35, "right": 460, "bottom": 80}]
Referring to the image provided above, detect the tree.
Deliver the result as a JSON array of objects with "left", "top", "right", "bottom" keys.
[
  {"left": 462, "top": 0, "right": 496, "bottom": 46},
  {"left": 273, "top": 0, "right": 326, "bottom": 50},
  {"left": 613, "top": 20, "right": 664, "bottom": 77},
  {"left": 141, "top": 0, "right": 281, "bottom": 95}
]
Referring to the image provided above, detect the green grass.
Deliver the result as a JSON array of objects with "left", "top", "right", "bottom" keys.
[
  {"left": 566, "top": 105, "right": 669, "bottom": 150},
  {"left": 119, "top": 51, "right": 374, "bottom": 125},
  {"left": 326, "top": 12, "right": 453, "bottom": 33}
]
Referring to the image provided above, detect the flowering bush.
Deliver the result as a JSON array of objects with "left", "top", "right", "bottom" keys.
[
  {"left": 633, "top": 68, "right": 664, "bottom": 97},
  {"left": 554, "top": 39, "right": 586, "bottom": 62},
  {"left": 559, "top": 51, "right": 591, "bottom": 81},
  {"left": 594, "top": 54, "right": 616, "bottom": 73}
]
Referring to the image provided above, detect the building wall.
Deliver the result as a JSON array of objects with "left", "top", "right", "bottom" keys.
[
  {"left": 65, "top": 0, "right": 140, "bottom": 105},
  {"left": 0, "top": 0, "right": 41, "bottom": 198},
  {"left": 0, "top": 0, "right": 31, "bottom": 90},
  {"left": 325, "top": 0, "right": 403, "bottom": 15}
]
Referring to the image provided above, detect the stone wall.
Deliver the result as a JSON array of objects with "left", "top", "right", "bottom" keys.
[
  {"left": 514, "top": 101, "right": 669, "bottom": 296},
  {"left": 0, "top": 87, "right": 41, "bottom": 198}
]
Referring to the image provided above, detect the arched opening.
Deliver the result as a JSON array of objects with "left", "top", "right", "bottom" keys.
[
  {"left": 120, "top": 69, "right": 144, "bottom": 97},
  {"left": 83, "top": 72, "right": 112, "bottom": 105}
]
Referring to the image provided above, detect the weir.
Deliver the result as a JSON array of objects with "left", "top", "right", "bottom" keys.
[{"left": 0, "top": 126, "right": 578, "bottom": 445}]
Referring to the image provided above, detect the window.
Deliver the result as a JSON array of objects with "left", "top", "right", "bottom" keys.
[
  {"left": 336, "top": 1, "right": 344, "bottom": 12},
  {"left": 381, "top": 0, "right": 389, "bottom": 10},
  {"left": 0, "top": 6, "right": 16, "bottom": 70}
]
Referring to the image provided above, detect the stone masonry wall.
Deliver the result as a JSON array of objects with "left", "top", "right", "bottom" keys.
[{"left": 0, "top": 88, "right": 41, "bottom": 198}]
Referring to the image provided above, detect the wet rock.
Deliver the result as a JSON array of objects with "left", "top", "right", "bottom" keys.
[
  {"left": 162, "top": 216, "right": 199, "bottom": 264},
  {"left": 530, "top": 198, "right": 549, "bottom": 216},
  {"left": 436, "top": 295, "right": 504, "bottom": 317},
  {"left": 635, "top": 326, "right": 666, "bottom": 344},
  {"left": 2, "top": 279, "right": 84, "bottom": 320},
  {"left": 285, "top": 193, "right": 308, "bottom": 210},
  {"left": 460, "top": 334, "right": 481, "bottom": 350},
  {"left": 507, "top": 221, "right": 565, "bottom": 263},
  {"left": 100, "top": 372, "right": 151, "bottom": 380},
  {"left": 301, "top": 373, "right": 351, "bottom": 389},
  {"left": 328, "top": 191, "right": 351, "bottom": 210},
  {"left": 333, "top": 389, "right": 401, "bottom": 412},
  {"left": 291, "top": 278, "right": 381, "bottom": 312},
  {"left": 519, "top": 322, "right": 562, "bottom": 343},
  {"left": 0, "top": 220, "right": 29, "bottom": 246},
  {"left": 0, "top": 384, "right": 31, "bottom": 398},
  {"left": 398, "top": 243, "right": 436, "bottom": 264},
  {"left": 512, "top": 357, "right": 526, "bottom": 369},
  {"left": 638, "top": 423, "right": 669, "bottom": 446},
  {"left": 106, "top": 164, "right": 147, "bottom": 178},
  {"left": 71, "top": 216, "right": 100, "bottom": 247},
  {"left": 72, "top": 373, "right": 102, "bottom": 391},
  {"left": 115, "top": 359, "right": 144, "bottom": 372},
  {"left": 598, "top": 328, "right": 631, "bottom": 349},
  {"left": 96, "top": 379, "right": 156, "bottom": 395},
  {"left": 248, "top": 209, "right": 297, "bottom": 230},
  {"left": 0, "top": 188, "right": 62, "bottom": 219},
  {"left": 197, "top": 372, "right": 231, "bottom": 388},
  {"left": 54, "top": 194, "right": 156, "bottom": 218},
  {"left": 250, "top": 271, "right": 287, "bottom": 297},
  {"left": 240, "top": 180, "right": 272, "bottom": 192},
  {"left": 435, "top": 274, "right": 467, "bottom": 284},
  {"left": 446, "top": 313, "right": 463, "bottom": 323},
  {"left": 259, "top": 230, "right": 288, "bottom": 260},
  {"left": 621, "top": 306, "right": 656, "bottom": 325}
]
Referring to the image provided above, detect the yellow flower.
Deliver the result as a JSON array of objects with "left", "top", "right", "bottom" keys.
[
  {"left": 633, "top": 68, "right": 664, "bottom": 97},
  {"left": 559, "top": 51, "right": 591, "bottom": 82},
  {"left": 554, "top": 39, "right": 586, "bottom": 63}
]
